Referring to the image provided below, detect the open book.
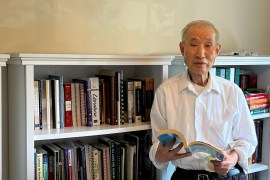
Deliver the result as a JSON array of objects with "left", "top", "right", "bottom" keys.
[{"left": 157, "top": 129, "right": 225, "bottom": 161}]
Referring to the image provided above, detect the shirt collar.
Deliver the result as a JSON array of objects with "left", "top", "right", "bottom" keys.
[{"left": 178, "top": 68, "right": 221, "bottom": 95}]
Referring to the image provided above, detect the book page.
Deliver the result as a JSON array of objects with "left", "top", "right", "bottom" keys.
[{"left": 188, "top": 144, "right": 224, "bottom": 161}]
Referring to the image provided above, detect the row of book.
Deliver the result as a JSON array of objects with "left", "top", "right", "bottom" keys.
[
  {"left": 212, "top": 67, "right": 257, "bottom": 91},
  {"left": 34, "top": 69, "right": 154, "bottom": 129},
  {"left": 34, "top": 131, "right": 155, "bottom": 180},
  {"left": 244, "top": 92, "right": 270, "bottom": 115}
]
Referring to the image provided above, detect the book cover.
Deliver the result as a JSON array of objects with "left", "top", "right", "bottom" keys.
[{"left": 157, "top": 129, "right": 225, "bottom": 161}]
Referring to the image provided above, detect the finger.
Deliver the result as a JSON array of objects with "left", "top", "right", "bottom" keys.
[
  {"left": 170, "top": 142, "right": 184, "bottom": 153},
  {"left": 164, "top": 137, "right": 176, "bottom": 150}
]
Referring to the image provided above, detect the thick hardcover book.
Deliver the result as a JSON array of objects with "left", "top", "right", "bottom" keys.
[
  {"left": 144, "top": 78, "right": 154, "bottom": 122},
  {"left": 48, "top": 75, "right": 64, "bottom": 129},
  {"left": 99, "top": 137, "right": 116, "bottom": 180},
  {"left": 55, "top": 142, "right": 73, "bottom": 180},
  {"left": 64, "top": 83, "right": 73, "bottom": 127},
  {"left": 79, "top": 83, "right": 86, "bottom": 126},
  {"left": 75, "top": 82, "right": 82, "bottom": 126},
  {"left": 127, "top": 81, "right": 134, "bottom": 123},
  {"left": 249, "top": 102, "right": 270, "bottom": 110},
  {"left": 87, "top": 77, "right": 100, "bottom": 126},
  {"left": 97, "top": 69, "right": 119, "bottom": 125},
  {"left": 71, "top": 83, "right": 77, "bottom": 126},
  {"left": 93, "top": 143, "right": 111, "bottom": 180},
  {"left": 36, "top": 146, "right": 49, "bottom": 180},
  {"left": 35, "top": 146, "right": 43, "bottom": 180},
  {"left": 133, "top": 81, "right": 143, "bottom": 123},
  {"left": 39, "top": 80, "right": 48, "bottom": 129},
  {"left": 34, "top": 80, "right": 40, "bottom": 129},
  {"left": 254, "top": 120, "right": 263, "bottom": 163},
  {"left": 72, "top": 141, "right": 87, "bottom": 180},
  {"left": 43, "top": 144, "right": 60, "bottom": 180},
  {"left": 245, "top": 93, "right": 268, "bottom": 101},
  {"left": 250, "top": 108, "right": 269, "bottom": 115},
  {"left": 84, "top": 144, "right": 94, "bottom": 180},
  {"left": 51, "top": 79, "right": 60, "bottom": 129},
  {"left": 99, "top": 78, "right": 107, "bottom": 124},
  {"left": 157, "top": 129, "right": 225, "bottom": 161}
]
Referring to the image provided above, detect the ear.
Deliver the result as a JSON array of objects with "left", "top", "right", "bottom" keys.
[
  {"left": 179, "top": 42, "right": 185, "bottom": 56},
  {"left": 215, "top": 44, "right": 221, "bottom": 56}
]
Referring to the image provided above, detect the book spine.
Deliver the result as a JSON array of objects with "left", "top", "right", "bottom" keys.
[
  {"left": 43, "top": 153, "right": 49, "bottom": 180},
  {"left": 45, "top": 80, "right": 52, "bottom": 129},
  {"left": 40, "top": 80, "right": 48, "bottom": 129},
  {"left": 127, "top": 81, "right": 134, "bottom": 123},
  {"left": 90, "top": 77, "right": 100, "bottom": 126},
  {"left": 48, "top": 75, "right": 65, "bottom": 129},
  {"left": 245, "top": 93, "right": 268, "bottom": 101},
  {"left": 133, "top": 81, "right": 142, "bottom": 123},
  {"left": 248, "top": 98, "right": 269, "bottom": 105},
  {"left": 145, "top": 78, "right": 154, "bottom": 122},
  {"left": 53, "top": 80, "right": 60, "bottom": 129},
  {"left": 64, "top": 83, "right": 73, "bottom": 127},
  {"left": 75, "top": 83, "right": 82, "bottom": 126},
  {"left": 71, "top": 83, "right": 77, "bottom": 126},
  {"left": 79, "top": 83, "right": 86, "bottom": 126},
  {"left": 234, "top": 67, "right": 240, "bottom": 86},
  {"left": 36, "top": 151, "right": 43, "bottom": 180},
  {"left": 249, "top": 102, "right": 270, "bottom": 110},
  {"left": 250, "top": 108, "right": 269, "bottom": 115},
  {"left": 34, "top": 80, "right": 40, "bottom": 130}
]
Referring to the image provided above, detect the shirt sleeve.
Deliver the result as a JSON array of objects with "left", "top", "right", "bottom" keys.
[
  {"left": 229, "top": 90, "right": 258, "bottom": 170},
  {"left": 149, "top": 87, "right": 170, "bottom": 169}
]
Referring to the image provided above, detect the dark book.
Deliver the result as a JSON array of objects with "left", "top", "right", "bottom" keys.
[
  {"left": 48, "top": 75, "right": 65, "bottom": 129},
  {"left": 51, "top": 79, "right": 60, "bottom": 129},
  {"left": 99, "top": 136, "right": 116, "bottom": 180},
  {"left": 43, "top": 144, "right": 60, "bottom": 180},
  {"left": 97, "top": 70, "right": 118, "bottom": 125},
  {"left": 72, "top": 141, "right": 87, "bottom": 180}
]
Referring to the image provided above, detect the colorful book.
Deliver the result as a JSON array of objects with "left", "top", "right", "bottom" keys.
[{"left": 157, "top": 129, "right": 225, "bottom": 161}]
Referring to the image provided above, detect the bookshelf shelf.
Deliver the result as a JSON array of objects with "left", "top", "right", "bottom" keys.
[
  {"left": 7, "top": 53, "right": 173, "bottom": 180},
  {"left": 169, "top": 55, "right": 270, "bottom": 180},
  {"left": 34, "top": 122, "right": 151, "bottom": 141},
  {"left": 173, "top": 55, "right": 270, "bottom": 66},
  {"left": 246, "top": 163, "right": 269, "bottom": 174},
  {"left": 252, "top": 113, "right": 270, "bottom": 120}
]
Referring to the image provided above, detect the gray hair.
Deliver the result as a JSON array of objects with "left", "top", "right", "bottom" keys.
[{"left": 181, "top": 20, "right": 220, "bottom": 45}]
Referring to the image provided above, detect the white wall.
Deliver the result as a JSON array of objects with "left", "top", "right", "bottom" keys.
[{"left": 0, "top": 0, "right": 269, "bottom": 55}]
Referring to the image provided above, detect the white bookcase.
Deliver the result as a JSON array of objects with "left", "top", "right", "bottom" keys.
[
  {"left": 169, "top": 55, "right": 270, "bottom": 180},
  {"left": 7, "top": 53, "right": 173, "bottom": 180},
  {"left": 0, "top": 54, "right": 8, "bottom": 180}
]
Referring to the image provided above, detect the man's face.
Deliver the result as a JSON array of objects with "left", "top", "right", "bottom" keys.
[{"left": 180, "top": 24, "right": 221, "bottom": 76}]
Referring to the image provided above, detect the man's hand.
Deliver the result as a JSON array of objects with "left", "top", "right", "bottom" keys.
[
  {"left": 155, "top": 139, "right": 192, "bottom": 163},
  {"left": 211, "top": 150, "right": 239, "bottom": 175}
]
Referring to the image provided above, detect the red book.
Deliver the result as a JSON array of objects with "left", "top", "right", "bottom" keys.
[
  {"left": 64, "top": 83, "right": 73, "bottom": 127},
  {"left": 245, "top": 93, "right": 268, "bottom": 101}
]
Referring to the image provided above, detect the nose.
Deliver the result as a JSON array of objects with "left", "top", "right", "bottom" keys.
[{"left": 196, "top": 45, "right": 205, "bottom": 59}]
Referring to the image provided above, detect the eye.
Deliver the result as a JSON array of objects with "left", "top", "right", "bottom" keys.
[{"left": 205, "top": 44, "right": 213, "bottom": 48}]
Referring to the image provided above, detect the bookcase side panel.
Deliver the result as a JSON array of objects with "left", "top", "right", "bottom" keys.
[{"left": 8, "top": 64, "right": 35, "bottom": 180}]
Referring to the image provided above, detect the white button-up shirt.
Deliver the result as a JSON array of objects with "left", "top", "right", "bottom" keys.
[{"left": 149, "top": 69, "right": 258, "bottom": 170}]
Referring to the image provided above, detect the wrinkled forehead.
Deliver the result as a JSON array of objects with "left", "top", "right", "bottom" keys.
[{"left": 185, "top": 26, "right": 217, "bottom": 45}]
